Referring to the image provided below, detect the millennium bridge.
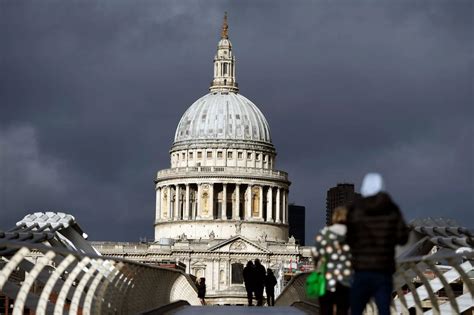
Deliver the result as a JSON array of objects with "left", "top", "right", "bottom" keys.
[{"left": 0, "top": 213, "right": 473, "bottom": 314}]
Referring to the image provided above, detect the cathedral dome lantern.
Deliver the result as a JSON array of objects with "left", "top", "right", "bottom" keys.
[
  {"left": 155, "top": 13, "right": 290, "bottom": 243},
  {"left": 210, "top": 12, "right": 238, "bottom": 93}
]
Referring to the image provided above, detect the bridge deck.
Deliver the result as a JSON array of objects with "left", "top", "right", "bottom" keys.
[{"left": 170, "top": 306, "right": 308, "bottom": 315}]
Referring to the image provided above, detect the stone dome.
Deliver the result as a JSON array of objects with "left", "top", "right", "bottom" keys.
[{"left": 174, "top": 91, "right": 272, "bottom": 144}]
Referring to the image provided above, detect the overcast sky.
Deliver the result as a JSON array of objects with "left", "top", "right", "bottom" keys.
[{"left": 1, "top": 0, "right": 472, "bottom": 243}]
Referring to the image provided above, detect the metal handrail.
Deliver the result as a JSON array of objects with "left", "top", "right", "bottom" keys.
[
  {"left": 0, "top": 241, "right": 200, "bottom": 314},
  {"left": 275, "top": 252, "right": 474, "bottom": 314},
  {"left": 392, "top": 252, "right": 474, "bottom": 315}
]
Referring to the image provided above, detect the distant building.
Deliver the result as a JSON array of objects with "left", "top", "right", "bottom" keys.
[
  {"left": 326, "top": 183, "right": 361, "bottom": 225},
  {"left": 288, "top": 204, "right": 306, "bottom": 245}
]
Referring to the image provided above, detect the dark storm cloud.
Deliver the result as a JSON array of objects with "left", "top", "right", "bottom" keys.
[{"left": 1, "top": 0, "right": 472, "bottom": 242}]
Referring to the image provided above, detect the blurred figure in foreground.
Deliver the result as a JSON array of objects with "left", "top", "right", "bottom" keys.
[
  {"left": 254, "top": 259, "right": 266, "bottom": 306},
  {"left": 265, "top": 268, "right": 277, "bottom": 306},
  {"left": 347, "top": 173, "right": 409, "bottom": 315},
  {"left": 197, "top": 277, "right": 206, "bottom": 305},
  {"left": 243, "top": 260, "right": 255, "bottom": 306},
  {"left": 312, "top": 206, "right": 352, "bottom": 314}
]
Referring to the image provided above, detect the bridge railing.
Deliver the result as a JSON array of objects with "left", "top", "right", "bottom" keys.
[
  {"left": 392, "top": 251, "right": 473, "bottom": 315},
  {"left": 0, "top": 241, "right": 200, "bottom": 315},
  {"left": 274, "top": 272, "right": 315, "bottom": 307},
  {"left": 275, "top": 252, "right": 474, "bottom": 314}
]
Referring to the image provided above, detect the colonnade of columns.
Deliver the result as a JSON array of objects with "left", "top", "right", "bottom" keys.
[{"left": 155, "top": 183, "right": 289, "bottom": 224}]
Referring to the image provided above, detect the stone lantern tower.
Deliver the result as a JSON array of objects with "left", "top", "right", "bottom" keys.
[{"left": 154, "top": 13, "right": 290, "bottom": 243}]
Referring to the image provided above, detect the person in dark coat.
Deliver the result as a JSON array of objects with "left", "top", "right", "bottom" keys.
[
  {"left": 197, "top": 277, "right": 206, "bottom": 305},
  {"left": 243, "top": 261, "right": 255, "bottom": 306},
  {"left": 346, "top": 173, "right": 409, "bottom": 315},
  {"left": 264, "top": 268, "right": 277, "bottom": 306},
  {"left": 254, "top": 259, "right": 266, "bottom": 306}
]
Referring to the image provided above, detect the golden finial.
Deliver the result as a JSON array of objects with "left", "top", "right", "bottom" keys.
[{"left": 221, "top": 12, "right": 229, "bottom": 39}]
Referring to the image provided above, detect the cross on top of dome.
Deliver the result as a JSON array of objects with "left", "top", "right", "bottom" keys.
[{"left": 221, "top": 12, "right": 229, "bottom": 39}]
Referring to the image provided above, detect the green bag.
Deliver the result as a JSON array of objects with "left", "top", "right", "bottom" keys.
[{"left": 305, "top": 262, "right": 326, "bottom": 298}]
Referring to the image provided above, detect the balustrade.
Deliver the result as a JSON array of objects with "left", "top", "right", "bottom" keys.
[{"left": 157, "top": 166, "right": 288, "bottom": 181}]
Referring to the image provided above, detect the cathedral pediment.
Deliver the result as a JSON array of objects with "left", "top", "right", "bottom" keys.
[{"left": 208, "top": 236, "right": 270, "bottom": 253}]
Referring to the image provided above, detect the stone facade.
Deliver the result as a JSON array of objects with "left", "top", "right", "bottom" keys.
[
  {"left": 93, "top": 14, "right": 310, "bottom": 305},
  {"left": 92, "top": 235, "right": 309, "bottom": 305}
]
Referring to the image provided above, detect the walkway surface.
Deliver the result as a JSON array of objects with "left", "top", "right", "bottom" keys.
[{"left": 170, "top": 306, "right": 308, "bottom": 315}]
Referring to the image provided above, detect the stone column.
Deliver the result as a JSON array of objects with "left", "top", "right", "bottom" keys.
[
  {"left": 211, "top": 258, "right": 215, "bottom": 290},
  {"left": 282, "top": 189, "right": 287, "bottom": 224},
  {"left": 209, "top": 183, "right": 214, "bottom": 219},
  {"left": 222, "top": 184, "right": 227, "bottom": 220},
  {"left": 227, "top": 259, "right": 231, "bottom": 287},
  {"left": 246, "top": 185, "right": 252, "bottom": 220},
  {"left": 184, "top": 184, "right": 190, "bottom": 220},
  {"left": 217, "top": 260, "right": 220, "bottom": 291},
  {"left": 267, "top": 187, "right": 273, "bottom": 222},
  {"left": 197, "top": 184, "right": 202, "bottom": 219},
  {"left": 174, "top": 185, "right": 180, "bottom": 220},
  {"left": 162, "top": 188, "right": 167, "bottom": 220},
  {"left": 275, "top": 188, "right": 281, "bottom": 223},
  {"left": 285, "top": 190, "right": 289, "bottom": 224},
  {"left": 167, "top": 186, "right": 172, "bottom": 220},
  {"left": 187, "top": 258, "right": 192, "bottom": 274},
  {"left": 155, "top": 187, "right": 161, "bottom": 222},
  {"left": 258, "top": 185, "right": 264, "bottom": 220},
  {"left": 160, "top": 188, "right": 165, "bottom": 220},
  {"left": 234, "top": 184, "right": 240, "bottom": 220},
  {"left": 192, "top": 191, "right": 197, "bottom": 219}
]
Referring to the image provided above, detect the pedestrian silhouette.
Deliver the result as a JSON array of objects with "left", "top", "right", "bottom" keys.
[
  {"left": 243, "top": 261, "right": 255, "bottom": 306},
  {"left": 197, "top": 277, "right": 206, "bottom": 305},
  {"left": 254, "top": 259, "right": 266, "bottom": 306},
  {"left": 265, "top": 268, "right": 277, "bottom": 306}
]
